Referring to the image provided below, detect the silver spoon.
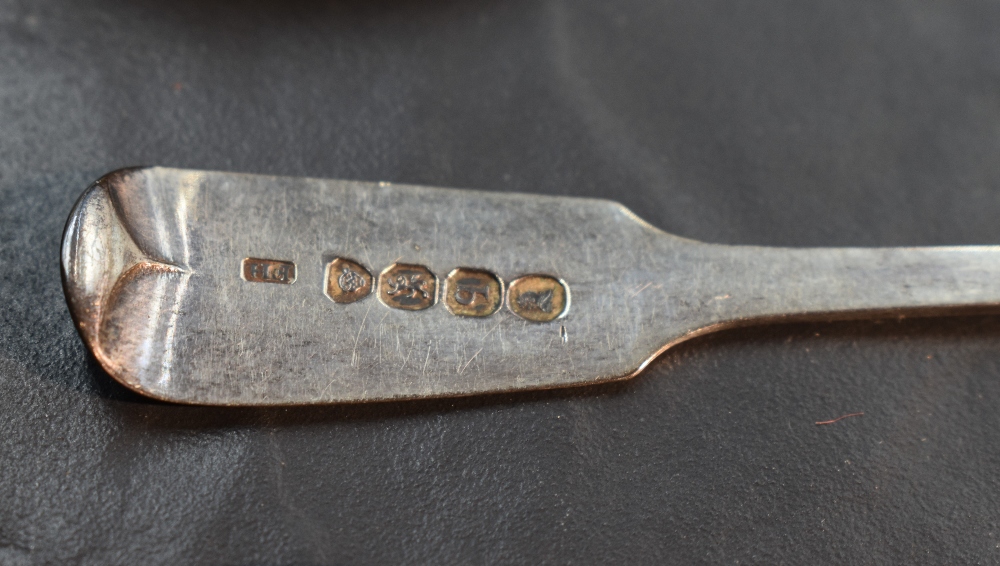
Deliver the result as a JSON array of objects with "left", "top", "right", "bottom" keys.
[{"left": 61, "top": 167, "right": 1000, "bottom": 405}]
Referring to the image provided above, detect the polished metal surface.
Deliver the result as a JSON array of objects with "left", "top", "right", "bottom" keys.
[{"left": 61, "top": 167, "right": 1000, "bottom": 405}]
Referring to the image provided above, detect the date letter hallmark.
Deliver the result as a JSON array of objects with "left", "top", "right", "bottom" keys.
[
  {"left": 241, "top": 258, "right": 297, "bottom": 284},
  {"left": 378, "top": 263, "right": 437, "bottom": 310},
  {"left": 325, "top": 258, "right": 373, "bottom": 303},
  {"left": 444, "top": 268, "right": 503, "bottom": 317},
  {"left": 507, "top": 275, "right": 569, "bottom": 322}
]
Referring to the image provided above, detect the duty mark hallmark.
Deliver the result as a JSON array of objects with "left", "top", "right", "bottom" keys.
[
  {"left": 507, "top": 275, "right": 569, "bottom": 322},
  {"left": 325, "top": 258, "right": 372, "bottom": 303},
  {"left": 242, "top": 258, "right": 296, "bottom": 284},
  {"left": 379, "top": 263, "right": 437, "bottom": 310}
]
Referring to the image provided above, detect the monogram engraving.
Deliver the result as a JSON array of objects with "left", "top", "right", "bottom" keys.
[{"left": 242, "top": 258, "right": 296, "bottom": 284}]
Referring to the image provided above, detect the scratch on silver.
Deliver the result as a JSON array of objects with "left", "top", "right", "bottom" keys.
[{"left": 61, "top": 167, "right": 1000, "bottom": 405}]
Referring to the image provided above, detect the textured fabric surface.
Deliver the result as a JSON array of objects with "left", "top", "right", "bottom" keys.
[{"left": 3, "top": 1, "right": 1000, "bottom": 563}]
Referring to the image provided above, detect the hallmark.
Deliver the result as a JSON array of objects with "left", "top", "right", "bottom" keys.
[
  {"left": 444, "top": 268, "right": 503, "bottom": 317},
  {"left": 507, "top": 275, "right": 568, "bottom": 322},
  {"left": 378, "top": 263, "right": 437, "bottom": 310},
  {"left": 242, "top": 258, "right": 296, "bottom": 284},
  {"left": 325, "top": 258, "right": 373, "bottom": 303},
  {"left": 517, "top": 289, "right": 553, "bottom": 312}
]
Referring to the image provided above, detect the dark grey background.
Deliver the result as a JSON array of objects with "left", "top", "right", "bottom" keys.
[{"left": 3, "top": 0, "right": 1000, "bottom": 564}]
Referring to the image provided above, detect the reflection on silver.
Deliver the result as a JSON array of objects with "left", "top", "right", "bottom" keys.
[{"left": 62, "top": 167, "right": 1000, "bottom": 405}]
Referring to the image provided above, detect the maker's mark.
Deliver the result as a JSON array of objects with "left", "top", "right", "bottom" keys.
[{"left": 242, "top": 258, "right": 296, "bottom": 284}]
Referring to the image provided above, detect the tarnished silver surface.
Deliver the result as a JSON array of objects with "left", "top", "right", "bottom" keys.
[{"left": 61, "top": 167, "right": 1000, "bottom": 405}]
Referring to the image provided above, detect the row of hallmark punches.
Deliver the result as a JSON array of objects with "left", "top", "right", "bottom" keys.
[{"left": 241, "top": 257, "right": 569, "bottom": 322}]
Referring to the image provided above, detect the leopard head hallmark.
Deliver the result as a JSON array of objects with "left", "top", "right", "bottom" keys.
[{"left": 325, "top": 258, "right": 373, "bottom": 303}]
